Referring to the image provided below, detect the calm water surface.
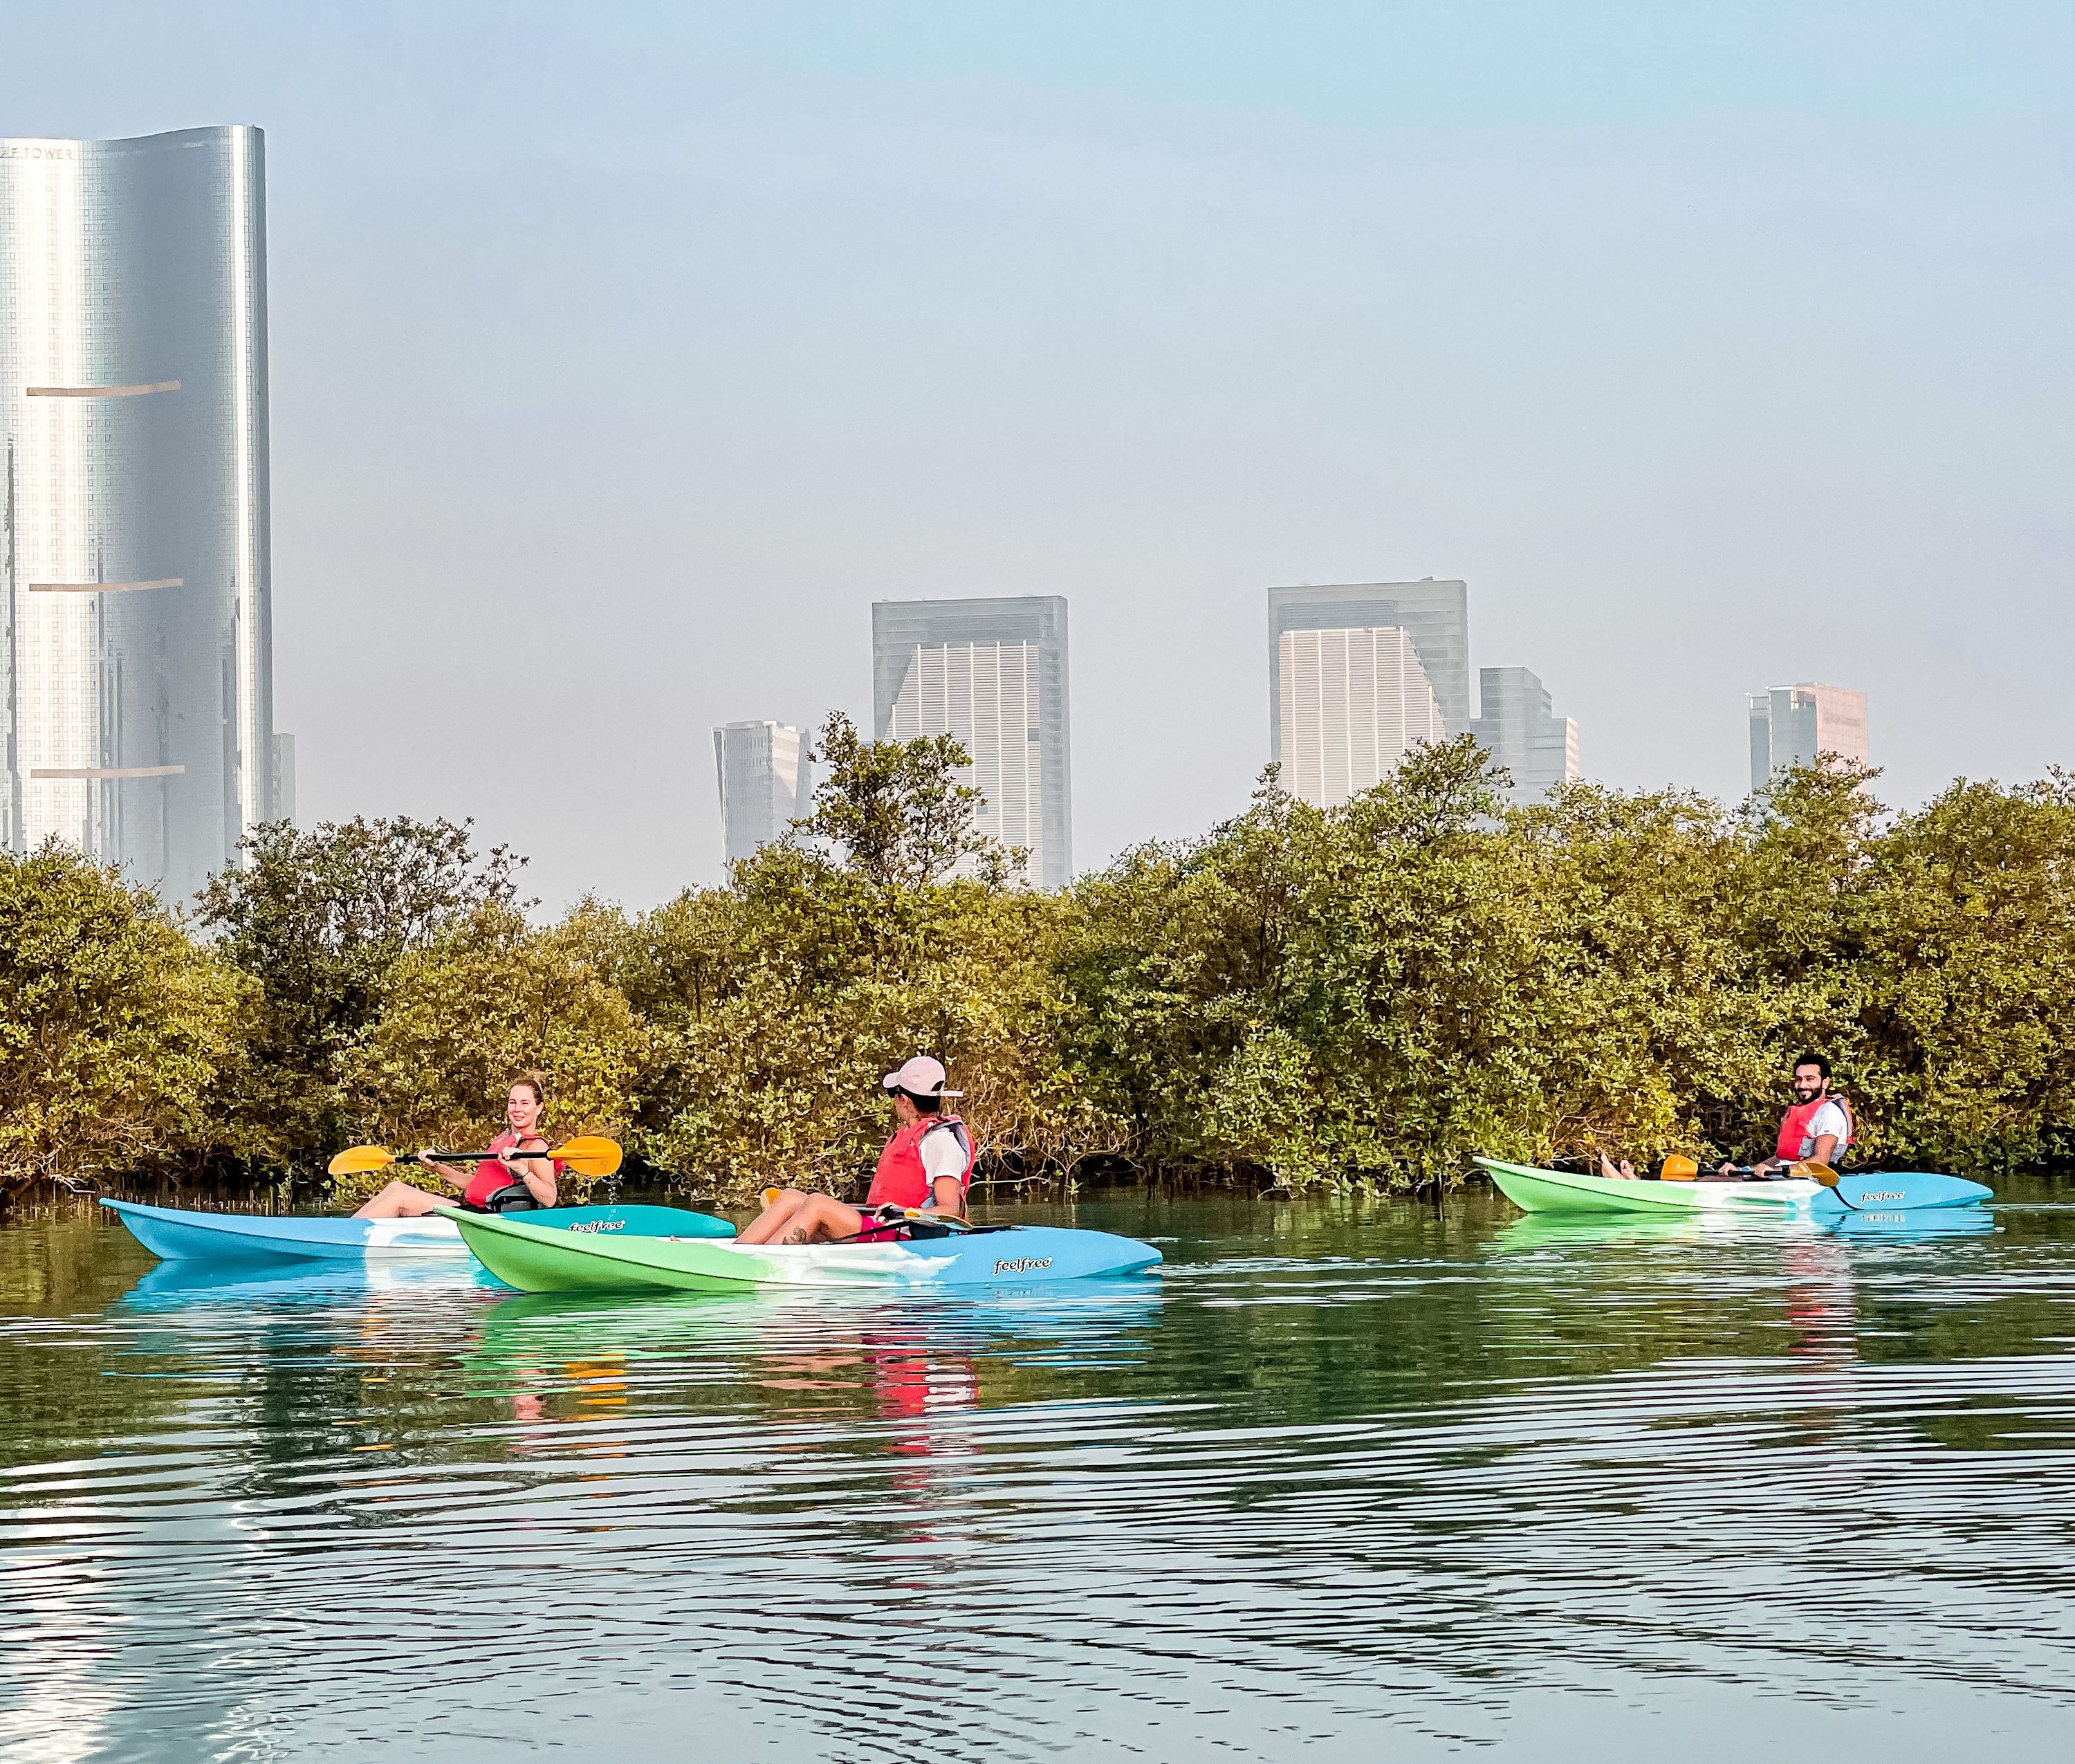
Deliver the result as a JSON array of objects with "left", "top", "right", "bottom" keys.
[{"left": 5, "top": 1186, "right": 2075, "bottom": 1762}]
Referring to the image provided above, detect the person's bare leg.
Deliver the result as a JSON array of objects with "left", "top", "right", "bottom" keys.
[
  {"left": 738, "top": 1189, "right": 811, "bottom": 1244},
  {"left": 780, "top": 1195, "right": 866, "bottom": 1243},
  {"left": 353, "top": 1181, "right": 450, "bottom": 1219},
  {"left": 739, "top": 1191, "right": 865, "bottom": 1244}
]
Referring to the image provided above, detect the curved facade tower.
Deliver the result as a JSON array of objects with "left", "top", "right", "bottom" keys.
[{"left": 0, "top": 125, "right": 274, "bottom": 905}]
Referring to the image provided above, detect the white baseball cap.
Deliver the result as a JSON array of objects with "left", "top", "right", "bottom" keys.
[{"left": 880, "top": 1056, "right": 962, "bottom": 1099}]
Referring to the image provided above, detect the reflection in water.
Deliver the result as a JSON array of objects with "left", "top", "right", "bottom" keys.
[{"left": 0, "top": 1191, "right": 2072, "bottom": 1760}]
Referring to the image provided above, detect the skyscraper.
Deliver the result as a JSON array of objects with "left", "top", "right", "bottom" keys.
[
  {"left": 872, "top": 596, "right": 1071, "bottom": 888},
  {"left": 1749, "top": 683, "right": 1869, "bottom": 791},
  {"left": 714, "top": 719, "right": 809, "bottom": 865},
  {"left": 1268, "top": 580, "right": 1467, "bottom": 809},
  {"left": 1276, "top": 625, "right": 1447, "bottom": 809},
  {"left": 1, "top": 126, "right": 278, "bottom": 905},
  {"left": 1269, "top": 580, "right": 1472, "bottom": 739},
  {"left": 1472, "top": 666, "right": 1580, "bottom": 805}
]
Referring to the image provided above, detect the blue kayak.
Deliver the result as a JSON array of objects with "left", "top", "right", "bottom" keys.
[{"left": 100, "top": 1197, "right": 735, "bottom": 1265}]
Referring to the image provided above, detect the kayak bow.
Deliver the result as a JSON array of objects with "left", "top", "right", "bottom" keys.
[{"left": 1474, "top": 1157, "right": 1992, "bottom": 1216}]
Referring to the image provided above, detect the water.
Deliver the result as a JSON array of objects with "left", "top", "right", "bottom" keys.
[{"left": 6, "top": 1186, "right": 2075, "bottom": 1762}]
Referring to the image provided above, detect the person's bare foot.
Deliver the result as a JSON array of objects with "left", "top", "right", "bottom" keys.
[{"left": 1598, "top": 1155, "right": 1639, "bottom": 1180}]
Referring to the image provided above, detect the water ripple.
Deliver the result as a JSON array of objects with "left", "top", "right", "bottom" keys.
[{"left": 3, "top": 1191, "right": 2074, "bottom": 1760}]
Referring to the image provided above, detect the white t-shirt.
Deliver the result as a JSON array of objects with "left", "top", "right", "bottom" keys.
[
  {"left": 1797, "top": 1099, "right": 1851, "bottom": 1158},
  {"left": 918, "top": 1121, "right": 970, "bottom": 1189}
]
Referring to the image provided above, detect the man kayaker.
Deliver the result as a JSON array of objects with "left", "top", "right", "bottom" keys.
[
  {"left": 738, "top": 1057, "right": 974, "bottom": 1245},
  {"left": 1715, "top": 1054, "right": 1852, "bottom": 1179}
]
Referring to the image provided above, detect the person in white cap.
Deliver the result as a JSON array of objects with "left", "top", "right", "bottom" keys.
[{"left": 737, "top": 1056, "right": 975, "bottom": 1245}]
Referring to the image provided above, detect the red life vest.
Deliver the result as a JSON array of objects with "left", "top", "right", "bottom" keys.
[
  {"left": 1776, "top": 1093, "right": 1853, "bottom": 1164},
  {"left": 463, "top": 1130, "right": 562, "bottom": 1209},
  {"left": 867, "top": 1114, "right": 974, "bottom": 1210}
]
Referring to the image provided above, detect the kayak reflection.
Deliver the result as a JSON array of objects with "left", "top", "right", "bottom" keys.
[
  {"left": 116, "top": 1256, "right": 504, "bottom": 1312},
  {"left": 462, "top": 1284, "right": 1163, "bottom": 1437}
]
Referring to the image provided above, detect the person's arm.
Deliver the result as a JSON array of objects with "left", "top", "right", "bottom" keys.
[
  {"left": 916, "top": 1129, "right": 968, "bottom": 1218},
  {"left": 1808, "top": 1134, "right": 1839, "bottom": 1166},
  {"left": 506, "top": 1137, "right": 558, "bottom": 1205},
  {"left": 416, "top": 1150, "right": 470, "bottom": 1192}
]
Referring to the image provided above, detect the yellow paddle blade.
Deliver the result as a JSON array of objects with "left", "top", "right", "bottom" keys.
[
  {"left": 327, "top": 1145, "right": 396, "bottom": 1177},
  {"left": 1660, "top": 1153, "right": 1699, "bottom": 1181},
  {"left": 762, "top": 1186, "right": 783, "bottom": 1209},
  {"left": 1791, "top": 1159, "right": 1840, "bottom": 1186},
  {"left": 553, "top": 1135, "right": 622, "bottom": 1178}
]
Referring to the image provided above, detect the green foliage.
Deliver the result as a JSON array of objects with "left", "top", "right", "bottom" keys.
[
  {"left": 20, "top": 745, "right": 2075, "bottom": 1209},
  {"left": 797, "top": 711, "right": 1006, "bottom": 885},
  {"left": 0, "top": 845, "right": 249, "bottom": 1197},
  {"left": 194, "top": 816, "right": 530, "bottom": 1167},
  {"left": 331, "top": 904, "right": 644, "bottom": 1206}
]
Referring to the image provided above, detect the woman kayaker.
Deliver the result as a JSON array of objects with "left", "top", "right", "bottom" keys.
[
  {"left": 353, "top": 1076, "right": 562, "bottom": 1218},
  {"left": 738, "top": 1056, "right": 972, "bottom": 1245}
]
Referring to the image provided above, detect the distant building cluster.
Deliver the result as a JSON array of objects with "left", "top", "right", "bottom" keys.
[
  {"left": 1748, "top": 683, "right": 1870, "bottom": 791},
  {"left": 717, "top": 578, "right": 1596, "bottom": 881},
  {"left": 0, "top": 134, "right": 1880, "bottom": 906},
  {"left": 1270, "top": 579, "right": 1576, "bottom": 809}
]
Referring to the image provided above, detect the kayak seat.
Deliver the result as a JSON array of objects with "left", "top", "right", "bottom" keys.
[{"left": 465, "top": 1183, "right": 542, "bottom": 1215}]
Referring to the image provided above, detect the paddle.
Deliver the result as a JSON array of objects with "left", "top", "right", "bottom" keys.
[
  {"left": 327, "top": 1136, "right": 624, "bottom": 1179},
  {"left": 1789, "top": 1159, "right": 1861, "bottom": 1211}
]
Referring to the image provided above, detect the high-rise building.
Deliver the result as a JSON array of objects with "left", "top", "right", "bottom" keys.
[
  {"left": 1, "top": 127, "right": 279, "bottom": 905},
  {"left": 1472, "top": 666, "right": 1579, "bottom": 805},
  {"left": 1269, "top": 580, "right": 1472, "bottom": 739},
  {"left": 1276, "top": 625, "right": 1447, "bottom": 809},
  {"left": 872, "top": 596, "right": 1071, "bottom": 888},
  {"left": 1749, "top": 683, "right": 1869, "bottom": 791},
  {"left": 714, "top": 719, "right": 809, "bottom": 865}
]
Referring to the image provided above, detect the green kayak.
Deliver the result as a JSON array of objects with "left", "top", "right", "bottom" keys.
[
  {"left": 441, "top": 1206, "right": 1163, "bottom": 1294},
  {"left": 1475, "top": 1156, "right": 1993, "bottom": 1215}
]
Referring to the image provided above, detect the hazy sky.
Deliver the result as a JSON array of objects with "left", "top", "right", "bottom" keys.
[{"left": 10, "top": 4, "right": 2072, "bottom": 909}]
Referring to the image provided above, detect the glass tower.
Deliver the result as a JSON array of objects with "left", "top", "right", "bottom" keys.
[
  {"left": 1275, "top": 624, "right": 1447, "bottom": 809},
  {"left": 1472, "top": 665, "right": 1580, "bottom": 805},
  {"left": 1749, "top": 683, "right": 1869, "bottom": 791},
  {"left": 1, "top": 126, "right": 277, "bottom": 904},
  {"left": 713, "top": 720, "right": 809, "bottom": 866},
  {"left": 1269, "top": 580, "right": 1472, "bottom": 744},
  {"left": 872, "top": 596, "right": 1072, "bottom": 888}
]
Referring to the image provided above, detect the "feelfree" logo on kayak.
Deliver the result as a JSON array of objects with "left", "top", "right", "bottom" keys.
[
  {"left": 566, "top": 1220, "right": 626, "bottom": 1233},
  {"left": 992, "top": 1256, "right": 1054, "bottom": 1274}
]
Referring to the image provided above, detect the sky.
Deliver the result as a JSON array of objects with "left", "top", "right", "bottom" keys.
[{"left": 8, "top": 3, "right": 2072, "bottom": 910}]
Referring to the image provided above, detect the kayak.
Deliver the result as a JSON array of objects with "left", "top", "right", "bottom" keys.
[
  {"left": 1475, "top": 1156, "right": 1993, "bottom": 1215},
  {"left": 100, "top": 1197, "right": 735, "bottom": 1265},
  {"left": 441, "top": 1206, "right": 1163, "bottom": 1294}
]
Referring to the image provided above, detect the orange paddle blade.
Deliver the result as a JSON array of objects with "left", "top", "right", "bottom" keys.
[
  {"left": 1790, "top": 1159, "right": 1840, "bottom": 1186},
  {"left": 1659, "top": 1154, "right": 1699, "bottom": 1181},
  {"left": 552, "top": 1136, "right": 622, "bottom": 1178},
  {"left": 327, "top": 1145, "right": 396, "bottom": 1177}
]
